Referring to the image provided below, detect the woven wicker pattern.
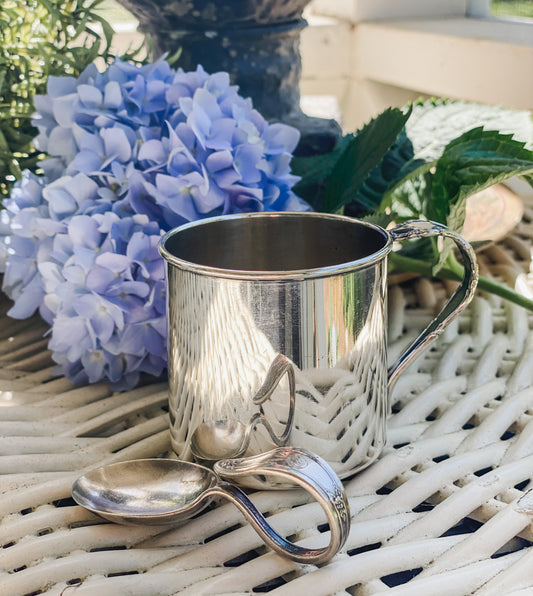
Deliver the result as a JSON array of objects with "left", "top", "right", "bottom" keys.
[{"left": 1, "top": 205, "right": 533, "bottom": 595}]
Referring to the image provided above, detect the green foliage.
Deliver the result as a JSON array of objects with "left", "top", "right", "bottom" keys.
[
  {"left": 0, "top": 0, "right": 148, "bottom": 198},
  {"left": 432, "top": 127, "right": 533, "bottom": 219},
  {"left": 292, "top": 134, "right": 353, "bottom": 211},
  {"left": 292, "top": 99, "right": 533, "bottom": 310},
  {"left": 292, "top": 107, "right": 413, "bottom": 214},
  {"left": 293, "top": 99, "right": 533, "bottom": 236},
  {"left": 321, "top": 106, "right": 412, "bottom": 213}
]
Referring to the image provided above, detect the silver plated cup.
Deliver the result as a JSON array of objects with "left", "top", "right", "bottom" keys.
[{"left": 160, "top": 213, "right": 478, "bottom": 480}]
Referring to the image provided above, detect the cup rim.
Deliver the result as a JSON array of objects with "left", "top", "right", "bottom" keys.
[{"left": 158, "top": 211, "right": 393, "bottom": 280}]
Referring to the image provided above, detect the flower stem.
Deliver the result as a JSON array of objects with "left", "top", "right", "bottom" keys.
[{"left": 389, "top": 252, "right": 533, "bottom": 312}]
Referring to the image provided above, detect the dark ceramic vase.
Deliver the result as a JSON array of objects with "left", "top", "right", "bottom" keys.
[{"left": 116, "top": 0, "right": 341, "bottom": 155}]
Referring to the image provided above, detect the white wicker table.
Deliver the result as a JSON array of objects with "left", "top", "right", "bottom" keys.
[{"left": 2, "top": 205, "right": 533, "bottom": 595}]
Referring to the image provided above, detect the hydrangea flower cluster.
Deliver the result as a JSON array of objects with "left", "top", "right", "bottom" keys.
[{"left": 1, "top": 57, "right": 307, "bottom": 390}]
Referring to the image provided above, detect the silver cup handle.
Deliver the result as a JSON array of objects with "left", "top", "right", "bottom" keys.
[
  {"left": 388, "top": 220, "right": 479, "bottom": 387},
  {"left": 210, "top": 447, "right": 350, "bottom": 564}
]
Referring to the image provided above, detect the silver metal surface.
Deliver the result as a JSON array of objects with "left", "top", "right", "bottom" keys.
[
  {"left": 190, "top": 353, "right": 296, "bottom": 461},
  {"left": 160, "top": 213, "right": 478, "bottom": 479},
  {"left": 72, "top": 447, "right": 350, "bottom": 564},
  {"left": 387, "top": 220, "right": 479, "bottom": 385}
]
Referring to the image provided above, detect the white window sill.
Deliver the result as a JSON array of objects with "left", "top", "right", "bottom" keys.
[
  {"left": 377, "top": 17, "right": 533, "bottom": 47},
  {"left": 355, "top": 17, "right": 533, "bottom": 110}
]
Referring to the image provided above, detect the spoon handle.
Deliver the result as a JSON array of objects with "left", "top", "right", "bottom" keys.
[{"left": 211, "top": 447, "right": 350, "bottom": 564}]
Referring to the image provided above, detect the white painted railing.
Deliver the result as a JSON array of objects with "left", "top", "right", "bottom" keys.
[{"left": 301, "top": 0, "right": 533, "bottom": 129}]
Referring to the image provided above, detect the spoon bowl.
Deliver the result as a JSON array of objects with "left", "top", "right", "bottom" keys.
[{"left": 72, "top": 459, "right": 218, "bottom": 525}]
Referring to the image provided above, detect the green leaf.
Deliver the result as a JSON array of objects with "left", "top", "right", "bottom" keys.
[
  {"left": 406, "top": 99, "right": 533, "bottom": 161},
  {"left": 322, "top": 106, "right": 412, "bottom": 213},
  {"left": 430, "top": 127, "right": 533, "bottom": 271},
  {"left": 389, "top": 172, "right": 432, "bottom": 220},
  {"left": 432, "top": 127, "right": 533, "bottom": 225},
  {"left": 295, "top": 100, "right": 533, "bottom": 219},
  {"left": 378, "top": 158, "right": 433, "bottom": 210},
  {"left": 90, "top": 14, "right": 115, "bottom": 52},
  {"left": 291, "top": 134, "right": 353, "bottom": 209},
  {"left": 378, "top": 99, "right": 532, "bottom": 209},
  {"left": 344, "top": 127, "right": 430, "bottom": 218},
  {"left": 361, "top": 211, "right": 395, "bottom": 229}
]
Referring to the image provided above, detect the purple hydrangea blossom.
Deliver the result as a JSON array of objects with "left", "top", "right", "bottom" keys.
[
  {"left": 0, "top": 57, "right": 307, "bottom": 390},
  {"left": 1, "top": 172, "right": 166, "bottom": 390},
  {"left": 44, "top": 211, "right": 166, "bottom": 388}
]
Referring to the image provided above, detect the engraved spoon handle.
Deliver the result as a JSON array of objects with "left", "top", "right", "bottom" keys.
[{"left": 211, "top": 447, "right": 350, "bottom": 564}]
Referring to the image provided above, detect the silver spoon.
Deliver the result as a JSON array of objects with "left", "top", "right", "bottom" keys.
[
  {"left": 72, "top": 446, "right": 350, "bottom": 564},
  {"left": 190, "top": 353, "right": 296, "bottom": 462}
]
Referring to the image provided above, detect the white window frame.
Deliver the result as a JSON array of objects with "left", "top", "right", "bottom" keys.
[
  {"left": 303, "top": 0, "right": 533, "bottom": 129},
  {"left": 467, "top": 0, "right": 493, "bottom": 17}
]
